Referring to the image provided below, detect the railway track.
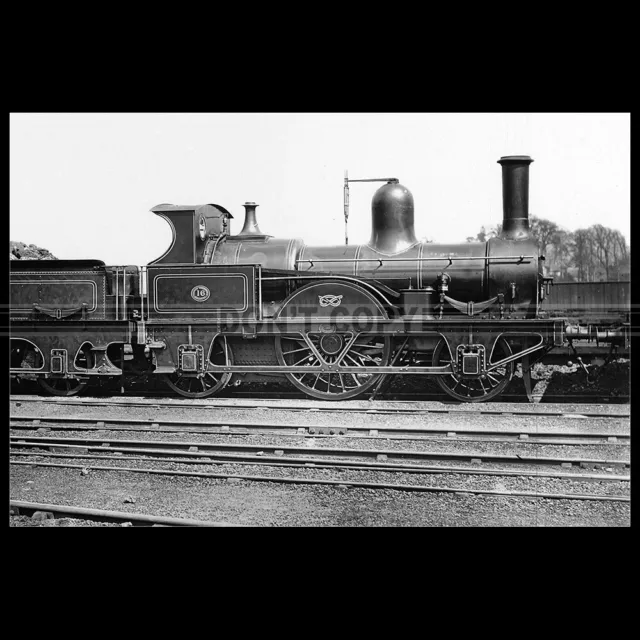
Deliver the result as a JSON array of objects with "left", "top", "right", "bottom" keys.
[
  {"left": 10, "top": 460, "right": 630, "bottom": 503},
  {"left": 12, "top": 447, "right": 630, "bottom": 480},
  {"left": 9, "top": 415, "right": 631, "bottom": 445},
  {"left": 10, "top": 395, "right": 630, "bottom": 419},
  {"left": 11, "top": 395, "right": 630, "bottom": 519},
  {"left": 10, "top": 434, "right": 630, "bottom": 470},
  {"left": 9, "top": 500, "right": 240, "bottom": 527}
]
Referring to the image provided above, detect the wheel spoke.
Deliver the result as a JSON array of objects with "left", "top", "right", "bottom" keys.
[
  {"left": 291, "top": 353, "right": 314, "bottom": 366},
  {"left": 353, "top": 352, "right": 379, "bottom": 364},
  {"left": 352, "top": 342, "right": 383, "bottom": 350},
  {"left": 344, "top": 353, "right": 363, "bottom": 367},
  {"left": 487, "top": 373, "right": 500, "bottom": 387},
  {"left": 284, "top": 346, "right": 311, "bottom": 356}
]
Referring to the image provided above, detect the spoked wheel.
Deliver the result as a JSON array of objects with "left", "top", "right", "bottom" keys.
[
  {"left": 163, "top": 338, "right": 234, "bottom": 399},
  {"left": 38, "top": 345, "right": 93, "bottom": 397},
  {"left": 432, "top": 337, "right": 514, "bottom": 402},
  {"left": 275, "top": 332, "right": 391, "bottom": 400}
]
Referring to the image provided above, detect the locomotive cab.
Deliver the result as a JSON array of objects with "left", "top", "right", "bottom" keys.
[{"left": 149, "top": 203, "right": 234, "bottom": 265}]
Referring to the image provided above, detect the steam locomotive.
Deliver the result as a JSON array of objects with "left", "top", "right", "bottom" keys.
[{"left": 10, "top": 155, "right": 627, "bottom": 402}]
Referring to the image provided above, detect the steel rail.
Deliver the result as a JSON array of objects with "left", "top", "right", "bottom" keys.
[
  {"left": 10, "top": 461, "right": 629, "bottom": 503},
  {"left": 11, "top": 450, "right": 630, "bottom": 482},
  {"left": 9, "top": 397, "right": 630, "bottom": 419},
  {"left": 10, "top": 435, "right": 630, "bottom": 468},
  {"left": 9, "top": 415, "right": 631, "bottom": 444},
  {"left": 9, "top": 499, "right": 241, "bottom": 527}
]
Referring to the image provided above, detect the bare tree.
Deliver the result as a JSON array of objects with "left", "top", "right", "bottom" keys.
[
  {"left": 573, "top": 228, "right": 599, "bottom": 281},
  {"left": 466, "top": 226, "right": 488, "bottom": 243},
  {"left": 608, "top": 229, "right": 630, "bottom": 280},
  {"left": 465, "top": 219, "right": 629, "bottom": 282},
  {"left": 590, "top": 224, "right": 612, "bottom": 280},
  {"left": 529, "top": 216, "right": 560, "bottom": 255},
  {"left": 546, "top": 229, "right": 575, "bottom": 280}
]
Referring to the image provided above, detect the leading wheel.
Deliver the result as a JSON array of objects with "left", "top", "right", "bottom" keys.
[
  {"left": 275, "top": 332, "right": 391, "bottom": 400},
  {"left": 432, "top": 337, "right": 514, "bottom": 402},
  {"left": 163, "top": 337, "right": 233, "bottom": 398},
  {"left": 38, "top": 345, "right": 93, "bottom": 397}
]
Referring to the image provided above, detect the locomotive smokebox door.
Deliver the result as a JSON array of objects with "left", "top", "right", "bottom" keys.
[{"left": 457, "top": 344, "right": 485, "bottom": 376}]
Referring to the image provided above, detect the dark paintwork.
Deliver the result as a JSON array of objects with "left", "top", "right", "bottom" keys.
[
  {"left": 11, "top": 154, "right": 624, "bottom": 402},
  {"left": 274, "top": 280, "right": 387, "bottom": 321},
  {"left": 498, "top": 155, "right": 533, "bottom": 240},
  {"left": 238, "top": 202, "right": 268, "bottom": 236},
  {"left": 10, "top": 266, "right": 109, "bottom": 321},
  {"left": 150, "top": 204, "right": 233, "bottom": 264},
  {"left": 542, "top": 281, "right": 630, "bottom": 321},
  {"left": 145, "top": 264, "right": 256, "bottom": 321},
  {"left": 369, "top": 182, "right": 417, "bottom": 254},
  {"left": 10, "top": 259, "right": 106, "bottom": 270}
]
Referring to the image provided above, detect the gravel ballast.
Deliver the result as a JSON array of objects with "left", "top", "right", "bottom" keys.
[
  {"left": 9, "top": 465, "right": 630, "bottom": 527},
  {"left": 10, "top": 365, "right": 630, "bottom": 527}
]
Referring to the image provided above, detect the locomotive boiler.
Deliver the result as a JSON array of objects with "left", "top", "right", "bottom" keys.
[
  {"left": 152, "top": 156, "right": 543, "bottom": 317},
  {"left": 14, "top": 154, "right": 615, "bottom": 403}
]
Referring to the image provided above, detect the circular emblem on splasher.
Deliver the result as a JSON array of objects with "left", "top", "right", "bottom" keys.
[{"left": 191, "top": 285, "right": 210, "bottom": 302}]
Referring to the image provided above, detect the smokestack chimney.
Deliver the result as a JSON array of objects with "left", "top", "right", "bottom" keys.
[
  {"left": 239, "top": 202, "right": 263, "bottom": 236},
  {"left": 498, "top": 155, "right": 533, "bottom": 240},
  {"left": 369, "top": 182, "right": 417, "bottom": 254}
]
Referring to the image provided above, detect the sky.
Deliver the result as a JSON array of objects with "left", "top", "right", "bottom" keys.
[{"left": 10, "top": 113, "right": 630, "bottom": 265}]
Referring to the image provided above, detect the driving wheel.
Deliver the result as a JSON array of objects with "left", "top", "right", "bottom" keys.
[{"left": 275, "top": 332, "right": 391, "bottom": 400}]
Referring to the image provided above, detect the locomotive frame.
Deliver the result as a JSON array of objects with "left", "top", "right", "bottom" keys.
[{"left": 138, "top": 261, "right": 565, "bottom": 401}]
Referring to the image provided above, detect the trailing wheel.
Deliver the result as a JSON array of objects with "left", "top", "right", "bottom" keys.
[
  {"left": 275, "top": 332, "right": 391, "bottom": 400},
  {"left": 163, "top": 337, "right": 233, "bottom": 399},
  {"left": 432, "top": 336, "right": 514, "bottom": 402}
]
